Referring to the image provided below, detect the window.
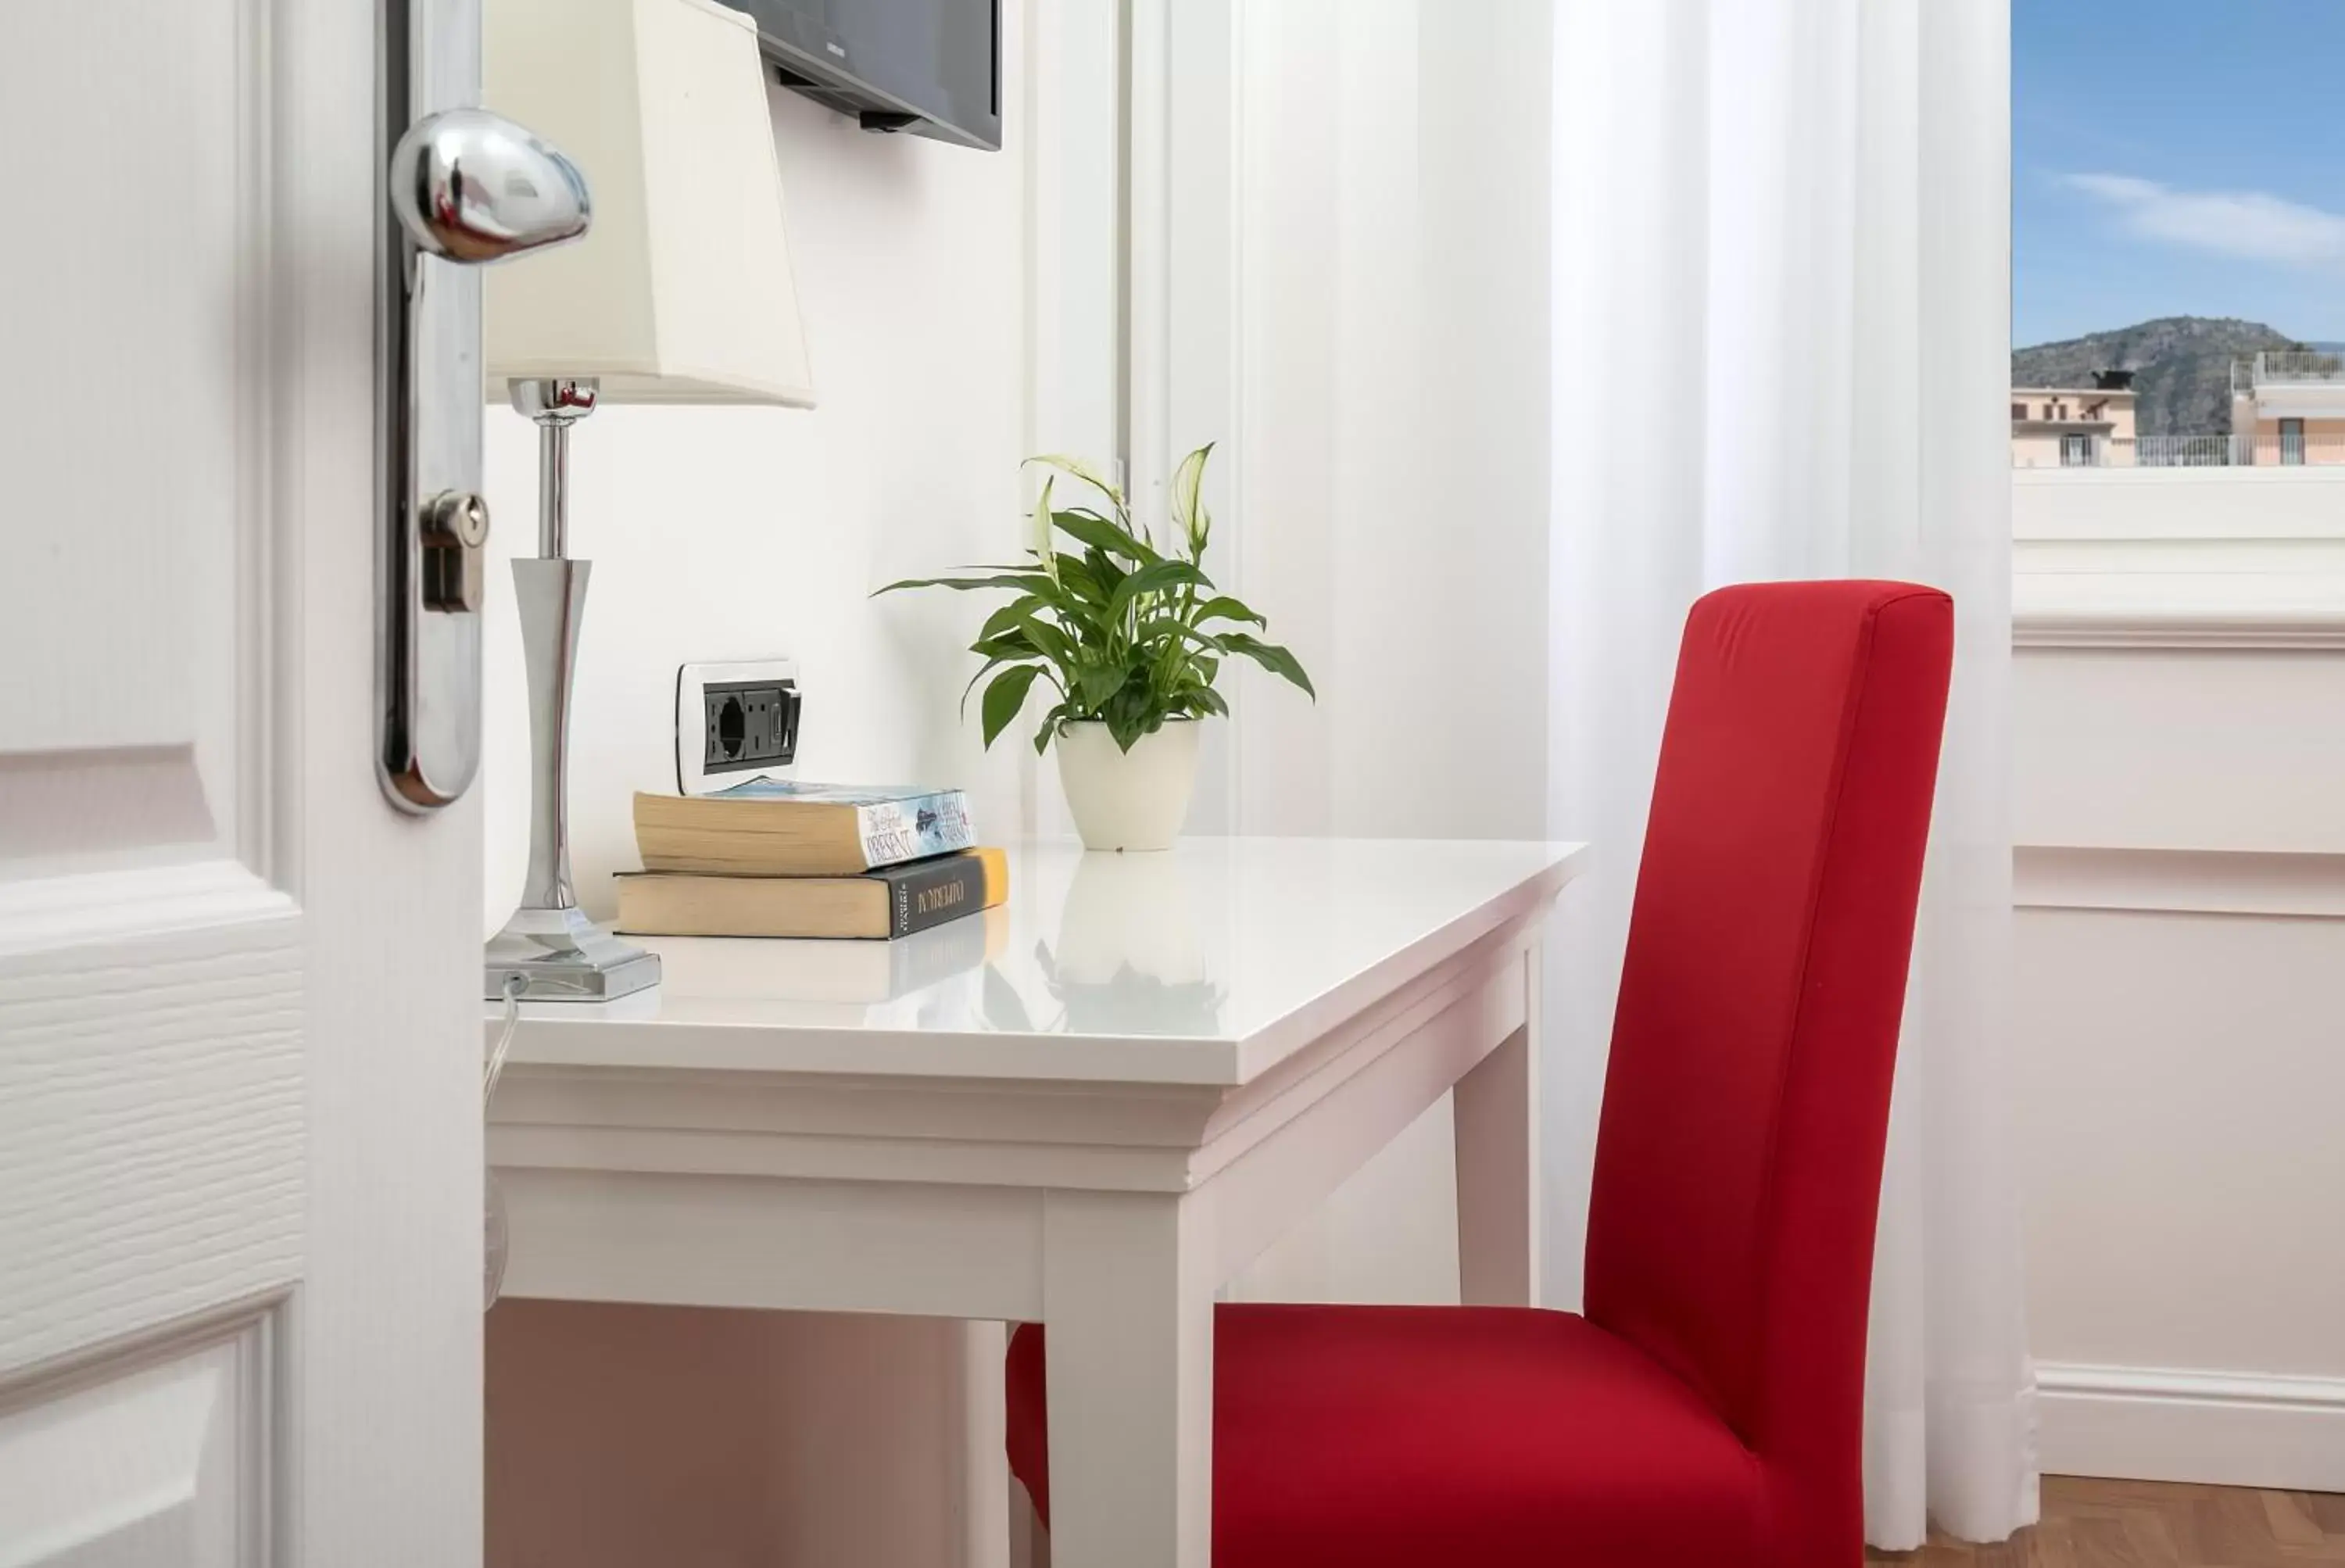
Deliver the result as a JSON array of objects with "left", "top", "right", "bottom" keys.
[
  {"left": 2014, "top": 1, "right": 2345, "bottom": 474},
  {"left": 2013, "top": 0, "right": 2345, "bottom": 644}
]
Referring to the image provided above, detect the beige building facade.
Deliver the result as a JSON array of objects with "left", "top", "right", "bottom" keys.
[
  {"left": 2011, "top": 374, "right": 2137, "bottom": 467},
  {"left": 2231, "top": 351, "right": 2345, "bottom": 465},
  {"left": 2006, "top": 359, "right": 2345, "bottom": 467}
]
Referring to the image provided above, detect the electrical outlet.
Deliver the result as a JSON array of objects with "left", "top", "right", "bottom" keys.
[
  {"left": 704, "top": 682, "right": 798, "bottom": 769},
  {"left": 675, "top": 659, "right": 800, "bottom": 795}
]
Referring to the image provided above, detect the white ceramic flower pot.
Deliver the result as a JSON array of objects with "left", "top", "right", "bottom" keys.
[{"left": 1054, "top": 718, "right": 1201, "bottom": 853}]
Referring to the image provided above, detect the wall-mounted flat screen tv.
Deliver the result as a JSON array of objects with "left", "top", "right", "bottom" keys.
[{"left": 732, "top": 0, "right": 1001, "bottom": 152}]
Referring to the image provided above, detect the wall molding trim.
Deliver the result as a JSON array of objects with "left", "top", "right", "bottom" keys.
[
  {"left": 2014, "top": 606, "right": 2345, "bottom": 650},
  {"left": 2037, "top": 1362, "right": 2345, "bottom": 1492},
  {"left": 2014, "top": 846, "right": 2345, "bottom": 918}
]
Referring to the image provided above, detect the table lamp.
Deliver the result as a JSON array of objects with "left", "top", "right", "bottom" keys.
[{"left": 482, "top": 0, "right": 817, "bottom": 1001}]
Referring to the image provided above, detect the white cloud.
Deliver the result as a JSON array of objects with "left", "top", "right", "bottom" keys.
[{"left": 2062, "top": 172, "right": 2345, "bottom": 267}]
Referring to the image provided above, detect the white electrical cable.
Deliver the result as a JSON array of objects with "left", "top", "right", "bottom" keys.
[{"left": 484, "top": 974, "right": 524, "bottom": 1107}]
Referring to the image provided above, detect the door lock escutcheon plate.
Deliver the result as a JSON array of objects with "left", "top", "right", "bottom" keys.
[{"left": 376, "top": 91, "right": 589, "bottom": 814}]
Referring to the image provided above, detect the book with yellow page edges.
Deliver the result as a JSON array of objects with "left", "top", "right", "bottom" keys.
[
  {"left": 633, "top": 780, "right": 976, "bottom": 877},
  {"left": 614, "top": 847, "right": 1010, "bottom": 940}
]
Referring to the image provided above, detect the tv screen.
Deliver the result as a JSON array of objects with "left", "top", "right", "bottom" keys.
[{"left": 732, "top": 0, "right": 1001, "bottom": 152}]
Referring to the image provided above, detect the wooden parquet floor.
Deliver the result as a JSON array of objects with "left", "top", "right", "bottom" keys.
[{"left": 1867, "top": 1477, "right": 2345, "bottom": 1565}]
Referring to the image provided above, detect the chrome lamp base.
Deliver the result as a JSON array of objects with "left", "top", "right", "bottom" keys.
[
  {"left": 482, "top": 377, "right": 659, "bottom": 1004},
  {"left": 485, "top": 904, "right": 661, "bottom": 1002}
]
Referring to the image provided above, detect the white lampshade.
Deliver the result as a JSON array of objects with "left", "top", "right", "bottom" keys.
[{"left": 484, "top": 0, "right": 816, "bottom": 406}]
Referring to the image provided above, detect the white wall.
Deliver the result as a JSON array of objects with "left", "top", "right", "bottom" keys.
[
  {"left": 482, "top": 70, "right": 1035, "bottom": 1568},
  {"left": 482, "top": 91, "right": 1030, "bottom": 928},
  {"left": 2011, "top": 477, "right": 2345, "bottom": 1489}
]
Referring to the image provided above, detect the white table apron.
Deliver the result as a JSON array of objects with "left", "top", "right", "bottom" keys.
[{"left": 488, "top": 837, "right": 1585, "bottom": 1568}]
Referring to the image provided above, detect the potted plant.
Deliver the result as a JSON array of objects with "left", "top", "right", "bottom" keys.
[{"left": 878, "top": 445, "right": 1312, "bottom": 850}]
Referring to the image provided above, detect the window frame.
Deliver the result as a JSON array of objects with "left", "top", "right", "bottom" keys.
[{"left": 2013, "top": 464, "right": 2345, "bottom": 649}]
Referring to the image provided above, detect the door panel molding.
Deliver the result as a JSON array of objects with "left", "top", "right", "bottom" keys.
[
  {"left": 0, "top": 860, "right": 292, "bottom": 958},
  {"left": 0, "top": 746, "right": 217, "bottom": 865},
  {"left": 0, "top": 1298, "right": 281, "bottom": 1568}
]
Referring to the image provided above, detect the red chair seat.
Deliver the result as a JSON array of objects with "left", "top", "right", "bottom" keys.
[{"left": 1005, "top": 1305, "right": 1765, "bottom": 1568}]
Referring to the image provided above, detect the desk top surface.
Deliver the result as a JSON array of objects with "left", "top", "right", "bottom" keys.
[{"left": 496, "top": 836, "right": 1585, "bottom": 1087}]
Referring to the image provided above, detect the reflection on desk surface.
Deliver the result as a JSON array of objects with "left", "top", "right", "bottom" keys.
[{"left": 506, "top": 837, "right": 1584, "bottom": 1061}]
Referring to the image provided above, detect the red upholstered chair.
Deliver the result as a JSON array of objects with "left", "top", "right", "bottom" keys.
[{"left": 1006, "top": 580, "right": 1955, "bottom": 1567}]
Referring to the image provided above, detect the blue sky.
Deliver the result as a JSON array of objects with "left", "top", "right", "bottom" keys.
[{"left": 2016, "top": 0, "right": 2345, "bottom": 347}]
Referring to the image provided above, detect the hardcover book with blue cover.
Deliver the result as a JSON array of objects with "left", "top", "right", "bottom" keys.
[{"left": 632, "top": 782, "right": 975, "bottom": 877}]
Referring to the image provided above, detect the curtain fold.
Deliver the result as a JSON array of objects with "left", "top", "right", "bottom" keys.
[{"left": 1548, "top": 0, "right": 2037, "bottom": 1548}]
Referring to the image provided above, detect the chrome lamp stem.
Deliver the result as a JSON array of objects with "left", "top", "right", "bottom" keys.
[{"left": 482, "top": 378, "right": 662, "bottom": 1001}]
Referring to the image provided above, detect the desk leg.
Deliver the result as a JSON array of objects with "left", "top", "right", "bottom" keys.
[
  {"left": 1040, "top": 1190, "right": 1212, "bottom": 1568},
  {"left": 1456, "top": 1004, "right": 1541, "bottom": 1306}
]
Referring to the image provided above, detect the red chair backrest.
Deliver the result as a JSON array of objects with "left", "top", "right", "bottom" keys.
[{"left": 1581, "top": 581, "right": 1953, "bottom": 1553}]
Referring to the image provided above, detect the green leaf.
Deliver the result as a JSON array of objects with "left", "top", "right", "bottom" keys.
[
  {"left": 1220, "top": 632, "right": 1316, "bottom": 698},
  {"left": 874, "top": 571, "right": 1056, "bottom": 597},
  {"left": 959, "top": 651, "right": 1031, "bottom": 716},
  {"left": 980, "top": 664, "right": 1044, "bottom": 749},
  {"left": 1075, "top": 662, "right": 1126, "bottom": 710},
  {"left": 1187, "top": 686, "right": 1230, "bottom": 718},
  {"left": 1104, "top": 683, "right": 1164, "bottom": 752},
  {"left": 1022, "top": 618, "right": 1079, "bottom": 669},
  {"left": 1129, "top": 615, "right": 1225, "bottom": 657},
  {"left": 1051, "top": 553, "right": 1114, "bottom": 608},
  {"left": 1032, "top": 700, "right": 1074, "bottom": 755},
  {"left": 1052, "top": 509, "right": 1158, "bottom": 565},
  {"left": 1108, "top": 558, "right": 1208, "bottom": 618},
  {"left": 976, "top": 596, "right": 1050, "bottom": 645},
  {"left": 968, "top": 631, "right": 1037, "bottom": 662},
  {"left": 1083, "top": 547, "right": 1129, "bottom": 601},
  {"left": 1191, "top": 595, "right": 1264, "bottom": 628}
]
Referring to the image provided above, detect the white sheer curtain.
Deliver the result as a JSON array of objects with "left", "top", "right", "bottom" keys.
[{"left": 1546, "top": 0, "right": 2038, "bottom": 1549}]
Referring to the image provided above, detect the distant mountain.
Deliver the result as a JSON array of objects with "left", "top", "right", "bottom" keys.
[{"left": 2011, "top": 317, "right": 2297, "bottom": 436}]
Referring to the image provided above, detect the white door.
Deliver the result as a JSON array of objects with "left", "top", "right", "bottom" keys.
[{"left": 0, "top": 4, "right": 485, "bottom": 1566}]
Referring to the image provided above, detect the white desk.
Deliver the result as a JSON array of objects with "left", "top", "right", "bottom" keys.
[{"left": 489, "top": 836, "right": 1585, "bottom": 1568}]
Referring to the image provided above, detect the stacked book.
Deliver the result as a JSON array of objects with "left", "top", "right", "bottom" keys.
[{"left": 614, "top": 782, "right": 1007, "bottom": 941}]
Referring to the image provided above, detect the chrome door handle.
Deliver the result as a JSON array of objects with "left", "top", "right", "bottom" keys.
[
  {"left": 390, "top": 108, "right": 590, "bottom": 263},
  {"left": 378, "top": 105, "right": 589, "bottom": 813}
]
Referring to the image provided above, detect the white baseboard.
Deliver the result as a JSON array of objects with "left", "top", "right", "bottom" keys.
[{"left": 2037, "top": 1362, "right": 2345, "bottom": 1491}]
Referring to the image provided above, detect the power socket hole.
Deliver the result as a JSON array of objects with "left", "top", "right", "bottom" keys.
[{"left": 716, "top": 695, "right": 746, "bottom": 760}]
